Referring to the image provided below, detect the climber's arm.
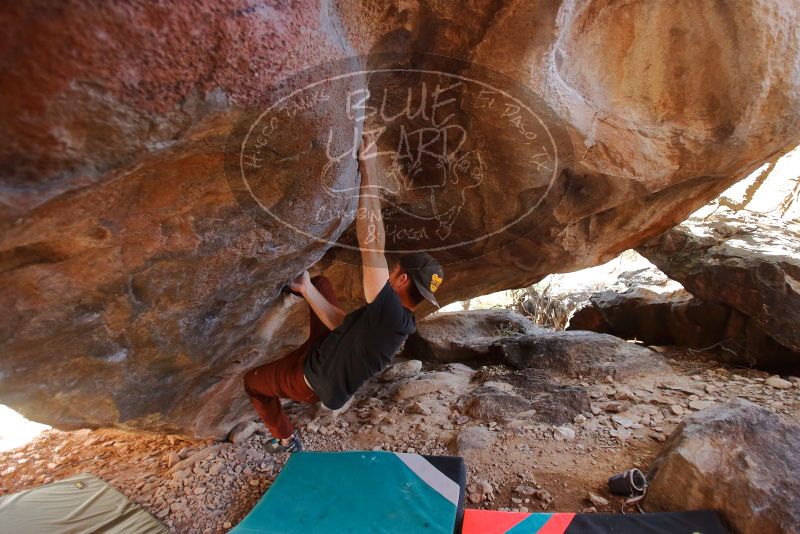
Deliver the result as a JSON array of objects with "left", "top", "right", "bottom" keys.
[
  {"left": 302, "top": 283, "right": 347, "bottom": 331},
  {"left": 356, "top": 132, "right": 389, "bottom": 303},
  {"left": 289, "top": 271, "right": 346, "bottom": 331}
]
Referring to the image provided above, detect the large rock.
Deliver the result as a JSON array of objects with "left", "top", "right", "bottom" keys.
[
  {"left": 568, "top": 288, "right": 733, "bottom": 347},
  {"left": 490, "top": 331, "right": 671, "bottom": 380},
  {"left": 1, "top": 1, "right": 799, "bottom": 437},
  {"left": 461, "top": 381, "right": 535, "bottom": 423},
  {"left": 391, "top": 364, "right": 475, "bottom": 401},
  {"left": 646, "top": 398, "right": 800, "bottom": 534},
  {"left": 569, "top": 285, "right": 800, "bottom": 370},
  {"left": 464, "top": 368, "right": 591, "bottom": 425},
  {"left": 400, "top": 309, "right": 544, "bottom": 363},
  {"left": 638, "top": 214, "right": 800, "bottom": 369},
  {"left": 500, "top": 369, "right": 591, "bottom": 425}
]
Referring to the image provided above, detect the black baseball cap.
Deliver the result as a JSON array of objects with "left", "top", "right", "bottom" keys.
[{"left": 399, "top": 252, "right": 444, "bottom": 308}]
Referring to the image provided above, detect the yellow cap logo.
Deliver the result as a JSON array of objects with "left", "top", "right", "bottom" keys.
[{"left": 430, "top": 273, "right": 442, "bottom": 292}]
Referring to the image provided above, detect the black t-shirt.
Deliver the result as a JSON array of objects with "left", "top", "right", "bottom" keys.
[{"left": 303, "top": 280, "right": 416, "bottom": 409}]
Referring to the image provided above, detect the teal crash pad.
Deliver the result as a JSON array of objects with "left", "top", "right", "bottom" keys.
[{"left": 232, "top": 451, "right": 465, "bottom": 534}]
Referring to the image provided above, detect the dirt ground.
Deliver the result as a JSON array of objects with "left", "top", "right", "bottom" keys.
[{"left": 2, "top": 347, "right": 798, "bottom": 533}]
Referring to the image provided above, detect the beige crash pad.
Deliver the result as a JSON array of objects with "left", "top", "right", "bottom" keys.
[{"left": 0, "top": 472, "right": 167, "bottom": 533}]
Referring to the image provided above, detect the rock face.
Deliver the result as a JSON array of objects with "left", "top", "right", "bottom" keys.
[
  {"left": 2, "top": 1, "right": 800, "bottom": 437},
  {"left": 646, "top": 398, "right": 800, "bottom": 534},
  {"left": 400, "top": 309, "right": 544, "bottom": 363},
  {"left": 638, "top": 214, "right": 800, "bottom": 370}
]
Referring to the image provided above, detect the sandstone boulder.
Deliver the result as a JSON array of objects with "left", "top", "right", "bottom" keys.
[
  {"left": 490, "top": 331, "right": 670, "bottom": 380},
  {"left": 2, "top": 1, "right": 799, "bottom": 437},
  {"left": 638, "top": 214, "right": 800, "bottom": 369},
  {"left": 499, "top": 368, "right": 591, "bottom": 425},
  {"left": 646, "top": 398, "right": 800, "bottom": 534},
  {"left": 461, "top": 381, "right": 535, "bottom": 423},
  {"left": 568, "top": 288, "right": 732, "bottom": 348},
  {"left": 400, "top": 309, "right": 544, "bottom": 363},
  {"left": 392, "top": 364, "right": 474, "bottom": 401},
  {"left": 569, "top": 286, "right": 800, "bottom": 371}
]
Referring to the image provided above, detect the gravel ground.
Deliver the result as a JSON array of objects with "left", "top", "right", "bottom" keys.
[{"left": 2, "top": 348, "right": 798, "bottom": 533}]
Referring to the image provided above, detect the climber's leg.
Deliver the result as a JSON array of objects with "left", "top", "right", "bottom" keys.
[
  {"left": 242, "top": 274, "right": 340, "bottom": 441},
  {"left": 243, "top": 347, "right": 318, "bottom": 440}
]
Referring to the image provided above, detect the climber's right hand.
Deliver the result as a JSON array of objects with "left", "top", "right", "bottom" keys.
[{"left": 287, "top": 270, "right": 311, "bottom": 296}]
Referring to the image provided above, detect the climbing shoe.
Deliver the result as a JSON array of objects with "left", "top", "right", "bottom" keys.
[{"left": 264, "top": 432, "right": 303, "bottom": 454}]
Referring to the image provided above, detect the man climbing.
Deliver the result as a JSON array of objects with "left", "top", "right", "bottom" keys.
[{"left": 243, "top": 132, "right": 445, "bottom": 453}]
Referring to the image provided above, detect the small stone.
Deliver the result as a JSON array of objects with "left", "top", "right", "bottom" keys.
[
  {"left": 194, "top": 486, "right": 206, "bottom": 495},
  {"left": 670, "top": 404, "right": 685, "bottom": 415},
  {"left": 409, "top": 402, "right": 431, "bottom": 416},
  {"left": 380, "top": 360, "right": 423, "bottom": 382},
  {"left": 603, "top": 401, "right": 627, "bottom": 413},
  {"left": 611, "top": 415, "right": 635, "bottom": 428},
  {"left": 228, "top": 421, "right": 259, "bottom": 444},
  {"left": 553, "top": 426, "right": 575, "bottom": 441},
  {"left": 765, "top": 376, "right": 792, "bottom": 389},
  {"left": 573, "top": 414, "right": 587, "bottom": 425},
  {"left": 455, "top": 415, "right": 470, "bottom": 425},
  {"left": 168, "top": 452, "right": 181, "bottom": 468},
  {"left": 453, "top": 427, "right": 494, "bottom": 454},
  {"left": 476, "top": 480, "right": 493, "bottom": 494},
  {"left": 705, "top": 384, "right": 718, "bottom": 394},
  {"left": 613, "top": 386, "right": 636, "bottom": 401},
  {"left": 223, "top": 522, "right": 232, "bottom": 529},
  {"left": 248, "top": 479, "right": 260, "bottom": 487},
  {"left": 689, "top": 400, "right": 713, "bottom": 410},
  {"left": 587, "top": 492, "right": 609, "bottom": 507},
  {"left": 514, "top": 485, "right": 536, "bottom": 496}
]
